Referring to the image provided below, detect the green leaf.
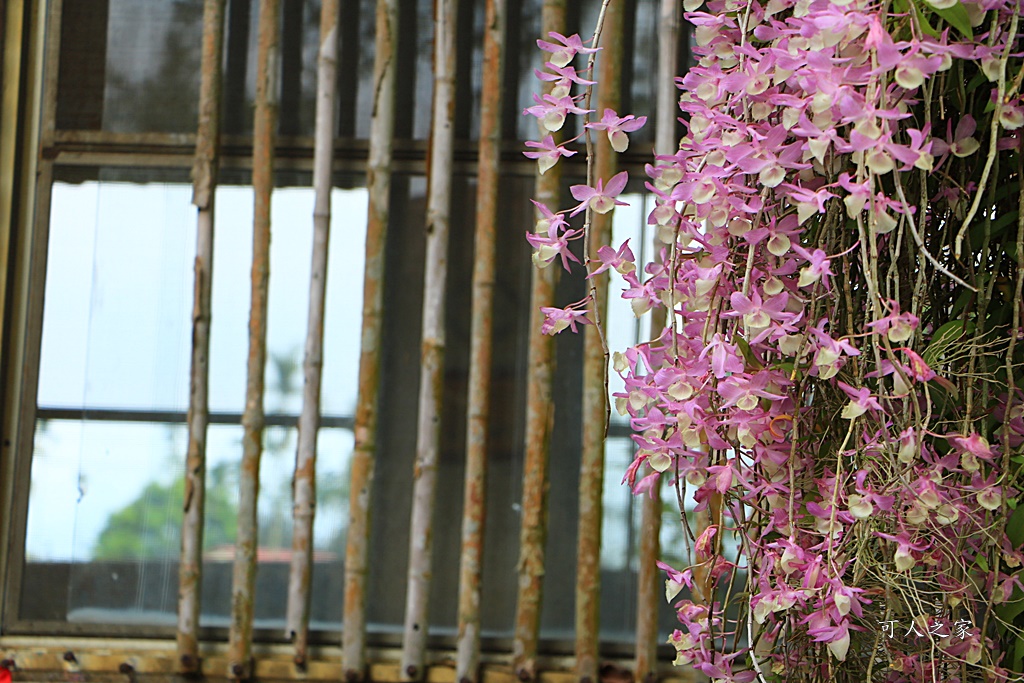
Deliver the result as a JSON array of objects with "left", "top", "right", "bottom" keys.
[
  {"left": 966, "top": 69, "right": 988, "bottom": 94},
  {"left": 993, "top": 180, "right": 1021, "bottom": 204},
  {"left": 933, "top": 1, "right": 974, "bottom": 38},
  {"left": 922, "top": 320, "right": 975, "bottom": 366},
  {"left": 734, "top": 335, "right": 764, "bottom": 371},
  {"left": 996, "top": 585, "right": 1024, "bottom": 624},
  {"left": 1007, "top": 505, "right": 1024, "bottom": 547},
  {"left": 919, "top": 15, "right": 941, "bottom": 37},
  {"left": 949, "top": 288, "right": 974, "bottom": 317},
  {"left": 991, "top": 210, "right": 1019, "bottom": 238},
  {"left": 909, "top": 0, "right": 941, "bottom": 37},
  {"left": 977, "top": 554, "right": 990, "bottom": 572}
]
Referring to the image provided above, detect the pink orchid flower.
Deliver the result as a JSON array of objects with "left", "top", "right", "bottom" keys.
[
  {"left": 539, "top": 304, "right": 591, "bottom": 335},
  {"left": 534, "top": 61, "right": 596, "bottom": 99},
  {"left": 727, "top": 290, "right": 793, "bottom": 329},
  {"left": 586, "top": 108, "right": 648, "bottom": 152},
  {"left": 791, "top": 244, "right": 834, "bottom": 288},
  {"left": 875, "top": 531, "right": 929, "bottom": 572},
  {"left": 837, "top": 381, "right": 882, "bottom": 419},
  {"left": 569, "top": 170, "right": 630, "bottom": 216},
  {"left": 590, "top": 239, "right": 635, "bottom": 277},
  {"left": 866, "top": 300, "right": 919, "bottom": 342},
  {"left": 523, "top": 92, "right": 593, "bottom": 132},
  {"left": 525, "top": 201, "right": 580, "bottom": 271},
  {"left": 536, "top": 32, "right": 600, "bottom": 68},
  {"left": 523, "top": 134, "right": 577, "bottom": 174},
  {"left": 700, "top": 333, "right": 745, "bottom": 379},
  {"left": 931, "top": 115, "right": 980, "bottom": 163}
]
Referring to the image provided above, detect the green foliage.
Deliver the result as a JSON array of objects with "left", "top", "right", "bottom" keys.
[{"left": 92, "top": 464, "right": 237, "bottom": 560}]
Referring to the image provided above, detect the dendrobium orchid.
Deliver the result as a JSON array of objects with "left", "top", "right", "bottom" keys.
[
  {"left": 585, "top": 108, "right": 648, "bottom": 152},
  {"left": 523, "top": 135, "right": 577, "bottom": 174},
  {"left": 569, "top": 170, "right": 630, "bottom": 216},
  {"left": 523, "top": 0, "right": 1024, "bottom": 677},
  {"left": 536, "top": 31, "right": 600, "bottom": 68},
  {"left": 539, "top": 303, "right": 591, "bottom": 336}
]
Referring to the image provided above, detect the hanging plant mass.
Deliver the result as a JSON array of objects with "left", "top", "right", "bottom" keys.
[{"left": 524, "top": 0, "right": 1024, "bottom": 680}]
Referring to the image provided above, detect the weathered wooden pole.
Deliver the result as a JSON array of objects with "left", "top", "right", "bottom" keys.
[
  {"left": 285, "top": 0, "right": 339, "bottom": 668},
  {"left": 576, "top": 0, "right": 625, "bottom": 679},
  {"left": 178, "top": 0, "right": 225, "bottom": 674},
  {"left": 228, "top": 0, "right": 279, "bottom": 677},
  {"left": 342, "top": 0, "right": 398, "bottom": 678},
  {"left": 400, "top": 0, "right": 459, "bottom": 679},
  {"left": 635, "top": 2, "right": 680, "bottom": 680},
  {"left": 512, "top": 2, "right": 566, "bottom": 680},
  {"left": 456, "top": 0, "right": 506, "bottom": 681}
]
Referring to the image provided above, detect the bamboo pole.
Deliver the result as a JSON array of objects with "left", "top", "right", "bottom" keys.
[
  {"left": 635, "top": 495, "right": 662, "bottom": 681},
  {"left": 228, "top": 0, "right": 280, "bottom": 677},
  {"left": 455, "top": 0, "right": 506, "bottom": 681},
  {"left": 576, "top": 1, "right": 626, "bottom": 679},
  {"left": 342, "top": 0, "right": 398, "bottom": 678},
  {"left": 634, "top": 4, "right": 679, "bottom": 681},
  {"left": 654, "top": 0, "right": 680, "bottom": 164},
  {"left": 400, "top": 0, "right": 459, "bottom": 679},
  {"left": 512, "top": 2, "right": 566, "bottom": 680},
  {"left": 177, "top": 0, "right": 225, "bottom": 674},
  {"left": 285, "top": 0, "right": 339, "bottom": 669}
]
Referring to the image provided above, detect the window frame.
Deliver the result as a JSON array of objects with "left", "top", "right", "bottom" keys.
[{"left": 0, "top": 0, "right": 688, "bottom": 658}]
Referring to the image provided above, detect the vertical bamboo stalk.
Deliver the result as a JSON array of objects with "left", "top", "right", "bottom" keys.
[
  {"left": 343, "top": 0, "right": 398, "bottom": 679},
  {"left": 456, "top": 0, "right": 506, "bottom": 681},
  {"left": 178, "top": 0, "right": 226, "bottom": 674},
  {"left": 513, "top": 2, "right": 566, "bottom": 680},
  {"left": 228, "top": 0, "right": 280, "bottom": 677},
  {"left": 285, "top": 0, "right": 339, "bottom": 669},
  {"left": 654, "top": 0, "right": 679, "bottom": 164},
  {"left": 635, "top": 494, "right": 661, "bottom": 682},
  {"left": 576, "top": 2, "right": 625, "bottom": 680},
  {"left": 634, "top": 4, "right": 679, "bottom": 681},
  {"left": 400, "top": 0, "right": 459, "bottom": 679}
]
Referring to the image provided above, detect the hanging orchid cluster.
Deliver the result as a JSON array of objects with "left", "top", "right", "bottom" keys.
[{"left": 525, "top": 0, "right": 1024, "bottom": 681}]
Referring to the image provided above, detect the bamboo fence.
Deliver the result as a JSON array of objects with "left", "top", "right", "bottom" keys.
[
  {"left": 635, "top": 1, "right": 681, "bottom": 679},
  {"left": 512, "top": 2, "right": 566, "bottom": 680},
  {"left": 178, "top": 0, "right": 225, "bottom": 673},
  {"left": 228, "top": 0, "right": 280, "bottom": 677},
  {"left": 400, "top": 0, "right": 459, "bottom": 679},
  {"left": 286, "top": 0, "right": 340, "bottom": 669},
  {"left": 456, "top": 0, "right": 506, "bottom": 682},
  {"left": 576, "top": 1, "right": 625, "bottom": 679},
  {"left": 343, "top": 0, "right": 398, "bottom": 679}
]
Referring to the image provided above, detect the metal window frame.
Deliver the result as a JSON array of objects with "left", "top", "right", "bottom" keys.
[{"left": 1, "top": 0, "right": 55, "bottom": 640}]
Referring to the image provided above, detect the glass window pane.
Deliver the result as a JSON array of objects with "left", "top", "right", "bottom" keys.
[
  {"left": 22, "top": 420, "right": 352, "bottom": 627},
  {"left": 206, "top": 182, "right": 368, "bottom": 416},
  {"left": 38, "top": 172, "right": 367, "bottom": 416},
  {"left": 38, "top": 175, "right": 195, "bottom": 411},
  {"left": 22, "top": 419, "right": 188, "bottom": 623},
  {"left": 27, "top": 168, "right": 364, "bottom": 627}
]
